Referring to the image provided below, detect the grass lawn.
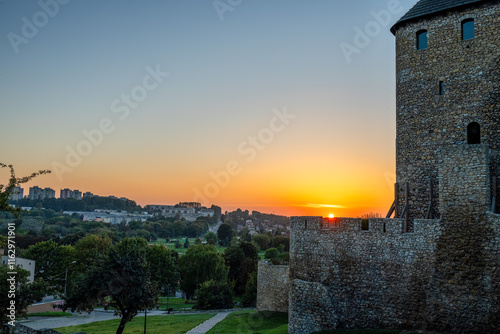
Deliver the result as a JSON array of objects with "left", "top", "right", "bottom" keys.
[
  {"left": 56, "top": 313, "right": 215, "bottom": 334},
  {"left": 206, "top": 310, "right": 288, "bottom": 334},
  {"left": 157, "top": 297, "right": 194, "bottom": 311},
  {"left": 28, "top": 312, "right": 73, "bottom": 317}
]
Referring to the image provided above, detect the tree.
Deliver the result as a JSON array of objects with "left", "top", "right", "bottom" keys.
[
  {"left": 65, "top": 237, "right": 160, "bottom": 334},
  {"left": 194, "top": 280, "right": 234, "bottom": 310},
  {"left": 0, "top": 163, "right": 50, "bottom": 216},
  {"left": 148, "top": 245, "right": 179, "bottom": 295},
  {"left": 251, "top": 234, "right": 271, "bottom": 251},
  {"left": 217, "top": 223, "right": 234, "bottom": 247},
  {"left": 178, "top": 245, "right": 228, "bottom": 300},
  {"left": 224, "top": 245, "right": 246, "bottom": 284},
  {"left": 21, "top": 240, "right": 75, "bottom": 295},
  {"left": 73, "top": 234, "right": 112, "bottom": 273},
  {"left": 1, "top": 265, "right": 48, "bottom": 325},
  {"left": 272, "top": 236, "right": 290, "bottom": 252},
  {"left": 224, "top": 243, "right": 258, "bottom": 296},
  {"left": 204, "top": 231, "right": 218, "bottom": 245},
  {"left": 242, "top": 271, "right": 258, "bottom": 307},
  {"left": 264, "top": 248, "right": 280, "bottom": 260},
  {"left": 240, "top": 242, "right": 259, "bottom": 260}
]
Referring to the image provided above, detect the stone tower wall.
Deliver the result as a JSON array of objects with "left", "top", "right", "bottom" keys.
[{"left": 394, "top": 1, "right": 500, "bottom": 221}]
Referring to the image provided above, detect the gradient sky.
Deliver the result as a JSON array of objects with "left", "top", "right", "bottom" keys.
[{"left": 0, "top": 0, "right": 418, "bottom": 217}]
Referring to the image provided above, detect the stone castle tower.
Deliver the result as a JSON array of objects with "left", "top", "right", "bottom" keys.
[
  {"left": 280, "top": 1, "right": 500, "bottom": 333},
  {"left": 391, "top": 0, "right": 500, "bottom": 224}
]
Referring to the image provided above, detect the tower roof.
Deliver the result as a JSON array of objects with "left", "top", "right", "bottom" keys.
[{"left": 391, "top": 0, "right": 487, "bottom": 34}]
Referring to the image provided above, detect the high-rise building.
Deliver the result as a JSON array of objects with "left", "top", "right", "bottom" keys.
[
  {"left": 29, "top": 186, "right": 55, "bottom": 200},
  {"left": 9, "top": 186, "right": 24, "bottom": 201},
  {"left": 60, "top": 188, "right": 72, "bottom": 199},
  {"left": 60, "top": 188, "right": 82, "bottom": 200}
]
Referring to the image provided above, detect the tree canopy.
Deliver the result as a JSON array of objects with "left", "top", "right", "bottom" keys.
[{"left": 178, "top": 244, "right": 228, "bottom": 300}]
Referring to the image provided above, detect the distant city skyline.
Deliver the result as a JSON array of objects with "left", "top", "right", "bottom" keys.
[{"left": 0, "top": 0, "right": 419, "bottom": 218}]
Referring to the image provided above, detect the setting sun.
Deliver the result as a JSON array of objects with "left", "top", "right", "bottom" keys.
[{"left": 328, "top": 214, "right": 334, "bottom": 218}]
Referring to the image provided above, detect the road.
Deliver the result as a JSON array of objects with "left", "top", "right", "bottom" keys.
[{"left": 209, "top": 220, "right": 222, "bottom": 233}]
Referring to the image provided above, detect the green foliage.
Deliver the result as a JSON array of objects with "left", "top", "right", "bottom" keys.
[
  {"left": 178, "top": 244, "right": 229, "bottom": 300},
  {"left": 0, "top": 163, "right": 50, "bottom": 216},
  {"left": 223, "top": 243, "right": 258, "bottom": 296},
  {"left": 0, "top": 265, "right": 48, "bottom": 324},
  {"left": 204, "top": 231, "right": 218, "bottom": 245},
  {"left": 185, "top": 221, "right": 208, "bottom": 237},
  {"left": 217, "top": 223, "right": 234, "bottom": 247},
  {"left": 240, "top": 242, "right": 259, "bottom": 260},
  {"left": 64, "top": 237, "right": 164, "bottom": 334},
  {"left": 183, "top": 238, "right": 190, "bottom": 248},
  {"left": 224, "top": 245, "right": 246, "bottom": 283},
  {"left": 194, "top": 279, "right": 234, "bottom": 310},
  {"left": 73, "top": 234, "right": 112, "bottom": 272},
  {"left": 242, "top": 271, "right": 258, "bottom": 307},
  {"left": 21, "top": 240, "right": 77, "bottom": 295},
  {"left": 264, "top": 248, "right": 280, "bottom": 260},
  {"left": 12, "top": 196, "right": 142, "bottom": 213},
  {"left": 148, "top": 245, "right": 179, "bottom": 295},
  {"left": 252, "top": 233, "right": 271, "bottom": 251},
  {"left": 271, "top": 236, "right": 290, "bottom": 252}
]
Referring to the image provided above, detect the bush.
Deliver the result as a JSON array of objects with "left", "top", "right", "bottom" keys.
[
  {"left": 242, "top": 271, "right": 257, "bottom": 307},
  {"left": 264, "top": 248, "right": 280, "bottom": 260},
  {"left": 194, "top": 280, "right": 234, "bottom": 310}
]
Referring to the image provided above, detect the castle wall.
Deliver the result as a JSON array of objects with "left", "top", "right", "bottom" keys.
[
  {"left": 289, "top": 216, "right": 500, "bottom": 334},
  {"left": 256, "top": 261, "right": 289, "bottom": 313},
  {"left": 394, "top": 1, "right": 500, "bottom": 220},
  {"left": 438, "top": 144, "right": 491, "bottom": 220}
]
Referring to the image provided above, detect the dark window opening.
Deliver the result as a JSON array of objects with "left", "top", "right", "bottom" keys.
[
  {"left": 417, "top": 30, "right": 428, "bottom": 50},
  {"left": 383, "top": 223, "right": 387, "bottom": 233},
  {"left": 462, "top": 19, "right": 474, "bottom": 41},
  {"left": 304, "top": 220, "right": 308, "bottom": 229},
  {"left": 467, "top": 122, "right": 481, "bottom": 144},
  {"left": 439, "top": 81, "right": 444, "bottom": 95},
  {"left": 361, "top": 219, "right": 369, "bottom": 231}
]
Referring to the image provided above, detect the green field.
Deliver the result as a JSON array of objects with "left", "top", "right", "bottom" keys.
[
  {"left": 56, "top": 313, "right": 215, "bottom": 334},
  {"left": 206, "top": 310, "right": 288, "bottom": 334}
]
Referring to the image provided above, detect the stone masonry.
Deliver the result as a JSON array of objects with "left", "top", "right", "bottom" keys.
[
  {"left": 394, "top": 0, "right": 500, "bottom": 222},
  {"left": 288, "top": 215, "right": 500, "bottom": 333},
  {"left": 285, "top": 1, "right": 500, "bottom": 333},
  {"left": 256, "top": 261, "right": 289, "bottom": 313}
]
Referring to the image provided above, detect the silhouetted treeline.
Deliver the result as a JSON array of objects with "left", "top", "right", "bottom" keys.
[{"left": 11, "top": 196, "right": 142, "bottom": 212}]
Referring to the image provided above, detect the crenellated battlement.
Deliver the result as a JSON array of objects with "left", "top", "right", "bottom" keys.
[{"left": 291, "top": 216, "right": 440, "bottom": 235}]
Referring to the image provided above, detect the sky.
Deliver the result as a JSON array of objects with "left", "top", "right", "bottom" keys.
[{"left": 0, "top": 0, "right": 419, "bottom": 218}]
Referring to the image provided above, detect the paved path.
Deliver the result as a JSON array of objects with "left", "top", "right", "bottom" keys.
[
  {"left": 20, "top": 310, "right": 167, "bottom": 330},
  {"left": 186, "top": 312, "right": 231, "bottom": 334}
]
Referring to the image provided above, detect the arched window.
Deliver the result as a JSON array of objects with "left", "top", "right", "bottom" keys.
[
  {"left": 462, "top": 19, "right": 474, "bottom": 40},
  {"left": 467, "top": 122, "right": 481, "bottom": 144},
  {"left": 416, "top": 30, "right": 428, "bottom": 50}
]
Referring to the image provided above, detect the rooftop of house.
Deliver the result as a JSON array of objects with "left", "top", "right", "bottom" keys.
[{"left": 391, "top": 0, "right": 487, "bottom": 34}]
